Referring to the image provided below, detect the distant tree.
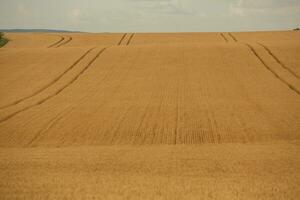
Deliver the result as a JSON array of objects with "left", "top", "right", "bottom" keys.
[
  {"left": 293, "top": 28, "right": 300, "bottom": 31},
  {"left": 0, "top": 32, "right": 9, "bottom": 47}
]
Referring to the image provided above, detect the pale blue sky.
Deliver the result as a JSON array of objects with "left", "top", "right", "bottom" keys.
[{"left": 0, "top": 0, "right": 299, "bottom": 32}]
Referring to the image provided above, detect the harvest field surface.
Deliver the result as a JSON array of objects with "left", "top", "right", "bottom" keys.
[{"left": 0, "top": 31, "right": 299, "bottom": 199}]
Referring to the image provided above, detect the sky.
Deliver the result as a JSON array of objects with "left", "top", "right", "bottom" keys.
[{"left": 0, "top": 0, "right": 299, "bottom": 32}]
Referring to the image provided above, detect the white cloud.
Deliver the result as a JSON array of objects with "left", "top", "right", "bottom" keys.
[
  {"left": 131, "top": 0, "right": 197, "bottom": 16},
  {"left": 229, "top": 4, "right": 245, "bottom": 16},
  {"left": 17, "top": 3, "right": 30, "bottom": 16},
  {"left": 230, "top": 0, "right": 300, "bottom": 16},
  {"left": 68, "top": 8, "right": 88, "bottom": 25},
  {"left": 70, "top": 8, "right": 81, "bottom": 19},
  {"left": 198, "top": 13, "right": 207, "bottom": 18}
]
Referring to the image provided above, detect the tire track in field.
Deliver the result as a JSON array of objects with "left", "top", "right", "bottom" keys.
[
  {"left": 149, "top": 89, "right": 164, "bottom": 144},
  {"left": 56, "top": 36, "right": 72, "bottom": 47},
  {"left": 28, "top": 46, "right": 125, "bottom": 147},
  {"left": 245, "top": 43, "right": 300, "bottom": 95},
  {"left": 126, "top": 33, "right": 135, "bottom": 45},
  {"left": 109, "top": 106, "right": 134, "bottom": 145},
  {"left": 220, "top": 33, "right": 228, "bottom": 42},
  {"left": 0, "top": 47, "right": 96, "bottom": 110},
  {"left": 133, "top": 92, "right": 155, "bottom": 145},
  {"left": 118, "top": 33, "right": 127, "bottom": 45},
  {"left": 225, "top": 34, "right": 298, "bottom": 95},
  {"left": 26, "top": 107, "right": 74, "bottom": 147},
  {"left": 228, "top": 33, "right": 238, "bottom": 42},
  {"left": 174, "top": 84, "right": 180, "bottom": 145},
  {"left": 257, "top": 42, "right": 300, "bottom": 79},
  {"left": 173, "top": 66, "right": 183, "bottom": 144},
  {"left": 48, "top": 35, "right": 65, "bottom": 48},
  {"left": 0, "top": 47, "right": 108, "bottom": 124}
]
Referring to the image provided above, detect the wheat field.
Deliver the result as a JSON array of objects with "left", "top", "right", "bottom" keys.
[{"left": 0, "top": 31, "right": 299, "bottom": 199}]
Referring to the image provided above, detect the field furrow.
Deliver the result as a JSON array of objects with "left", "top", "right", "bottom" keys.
[
  {"left": 56, "top": 36, "right": 73, "bottom": 47},
  {"left": 220, "top": 33, "right": 228, "bottom": 42},
  {"left": 48, "top": 35, "right": 65, "bottom": 48},
  {"left": 258, "top": 42, "right": 300, "bottom": 79},
  {"left": 118, "top": 33, "right": 127, "bottom": 45},
  {"left": 126, "top": 33, "right": 135, "bottom": 45},
  {"left": 228, "top": 33, "right": 238, "bottom": 42},
  {"left": 246, "top": 43, "right": 300, "bottom": 95}
]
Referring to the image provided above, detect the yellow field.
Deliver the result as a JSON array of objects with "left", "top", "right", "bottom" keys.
[{"left": 0, "top": 31, "right": 299, "bottom": 199}]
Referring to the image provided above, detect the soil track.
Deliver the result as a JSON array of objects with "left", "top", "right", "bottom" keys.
[
  {"left": 220, "top": 33, "right": 228, "bottom": 42},
  {"left": 0, "top": 31, "right": 299, "bottom": 199},
  {"left": 48, "top": 35, "right": 65, "bottom": 48},
  {"left": 56, "top": 35, "right": 73, "bottom": 47},
  {"left": 228, "top": 33, "right": 238, "bottom": 42},
  {"left": 257, "top": 42, "right": 300, "bottom": 79},
  {"left": 118, "top": 33, "right": 127, "bottom": 45},
  {"left": 245, "top": 43, "right": 300, "bottom": 95},
  {"left": 126, "top": 33, "right": 135, "bottom": 45}
]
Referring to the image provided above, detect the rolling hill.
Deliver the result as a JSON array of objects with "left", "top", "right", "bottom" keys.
[{"left": 0, "top": 31, "right": 299, "bottom": 200}]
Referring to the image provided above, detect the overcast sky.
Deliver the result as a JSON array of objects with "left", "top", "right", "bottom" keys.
[{"left": 0, "top": 0, "right": 299, "bottom": 32}]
